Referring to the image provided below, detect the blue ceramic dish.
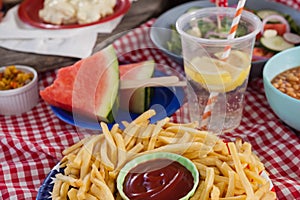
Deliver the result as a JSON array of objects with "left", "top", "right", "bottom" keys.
[{"left": 263, "top": 46, "right": 300, "bottom": 131}]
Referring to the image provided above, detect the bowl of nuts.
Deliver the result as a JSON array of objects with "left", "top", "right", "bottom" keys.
[
  {"left": 263, "top": 46, "right": 300, "bottom": 131},
  {"left": 0, "top": 65, "right": 39, "bottom": 115}
]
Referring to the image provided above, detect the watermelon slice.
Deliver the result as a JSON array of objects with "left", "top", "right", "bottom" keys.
[
  {"left": 40, "top": 45, "right": 119, "bottom": 122},
  {"left": 119, "top": 60, "right": 155, "bottom": 113}
]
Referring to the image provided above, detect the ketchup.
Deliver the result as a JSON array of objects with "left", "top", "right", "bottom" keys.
[{"left": 123, "top": 158, "right": 194, "bottom": 200}]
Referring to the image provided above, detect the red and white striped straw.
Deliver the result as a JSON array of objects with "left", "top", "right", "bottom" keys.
[
  {"left": 200, "top": 0, "right": 247, "bottom": 131},
  {"left": 222, "top": 0, "right": 247, "bottom": 59},
  {"left": 200, "top": 91, "right": 219, "bottom": 130}
]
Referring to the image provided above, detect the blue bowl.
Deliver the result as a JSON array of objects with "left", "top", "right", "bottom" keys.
[{"left": 263, "top": 46, "right": 300, "bottom": 131}]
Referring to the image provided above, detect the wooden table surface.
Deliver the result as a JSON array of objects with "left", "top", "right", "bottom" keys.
[{"left": 0, "top": 0, "right": 174, "bottom": 72}]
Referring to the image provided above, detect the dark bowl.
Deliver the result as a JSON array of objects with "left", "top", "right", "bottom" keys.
[{"left": 150, "top": 0, "right": 300, "bottom": 80}]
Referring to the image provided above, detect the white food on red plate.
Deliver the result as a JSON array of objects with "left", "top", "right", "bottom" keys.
[{"left": 38, "top": 0, "right": 117, "bottom": 25}]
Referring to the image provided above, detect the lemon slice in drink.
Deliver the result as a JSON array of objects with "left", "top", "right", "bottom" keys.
[{"left": 185, "top": 50, "right": 250, "bottom": 92}]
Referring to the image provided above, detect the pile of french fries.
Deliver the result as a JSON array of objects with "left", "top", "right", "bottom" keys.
[{"left": 52, "top": 110, "right": 276, "bottom": 200}]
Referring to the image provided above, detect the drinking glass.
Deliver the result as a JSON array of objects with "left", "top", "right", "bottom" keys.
[{"left": 176, "top": 7, "right": 262, "bottom": 132}]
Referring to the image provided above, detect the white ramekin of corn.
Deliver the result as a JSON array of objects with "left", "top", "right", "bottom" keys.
[{"left": 0, "top": 65, "right": 39, "bottom": 115}]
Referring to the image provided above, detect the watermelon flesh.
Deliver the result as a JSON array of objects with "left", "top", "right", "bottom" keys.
[
  {"left": 40, "top": 45, "right": 119, "bottom": 122},
  {"left": 119, "top": 60, "right": 155, "bottom": 113}
]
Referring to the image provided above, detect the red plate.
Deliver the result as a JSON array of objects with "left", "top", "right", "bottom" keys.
[{"left": 18, "top": 0, "right": 131, "bottom": 29}]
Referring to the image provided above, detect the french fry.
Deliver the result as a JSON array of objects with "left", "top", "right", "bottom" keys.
[
  {"left": 85, "top": 193, "right": 98, "bottom": 200},
  {"left": 64, "top": 166, "right": 80, "bottom": 176},
  {"left": 219, "top": 195, "right": 247, "bottom": 200},
  {"left": 244, "top": 169, "right": 267, "bottom": 185},
  {"left": 158, "top": 130, "right": 176, "bottom": 137},
  {"left": 106, "top": 176, "right": 115, "bottom": 194},
  {"left": 100, "top": 140, "right": 114, "bottom": 170},
  {"left": 209, "top": 151, "right": 232, "bottom": 161},
  {"left": 193, "top": 162, "right": 220, "bottom": 175},
  {"left": 165, "top": 125, "right": 202, "bottom": 135},
  {"left": 123, "top": 123, "right": 139, "bottom": 147},
  {"left": 234, "top": 188, "right": 247, "bottom": 196},
  {"left": 135, "top": 126, "right": 146, "bottom": 145},
  {"left": 190, "top": 181, "right": 205, "bottom": 200},
  {"left": 261, "top": 191, "right": 277, "bottom": 200},
  {"left": 90, "top": 184, "right": 102, "bottom": 199},
  {"left": 183, "top": 150, "right": 203, "bottom": 160},
  {"left": 77, "top": 173, "right": 92, "bottom": 199},
  {"left": 91, "top": 164, "right": 105, "bottom": 183},
  {"left": 90, "top": 178, "right": 114, "bottom": 200},
  {"left": 147, "top": 117, "right": 169, "bottom": 150},
  {"left": 121, "top": 121, "right": 130, "bottom": 128},
  {"left": 164, "top": 121, "right": 198, "bottom": 129},
  {"left": 62, "top": 137, "right": 91, "bottom": 156},
  {"left": 101, "top": 122, "right": 118, "bottom": 166},
  {"left": 176, "top": 131, "right": 195, "bottom": 144},
  {"left": 60, "top": 182, "right": 70, "bottom": 199},
  {"left": 132, "top": 109, "right": 156, "bottom": 124},
  {"left": 126, "top": 135, "right": 137, "bottom": 151},
  {"left": 201, "top": 167, "right": 215, "bottom": 200},
  {"left": 211, "top": 185, "right": 221, "bottom": 200},
  {"left": 113, "top": 132, "right": 126, "bottom": 151},
  {"left": 80, "top": 136, "right": 101, "bottom": 179},
  {"left": 55, "top": 173, "right": 82, "bottom": 187},
  {"left": 67, "top": 188, "right": 79, "bottom": 200},
  {"left": 157, "top": 135, "right": 177, "bottom": 144},
  {"left": 228, "top": 142, "right": 255, "bottom": 199},
  {"left": 128, "top": 142, "right": 144, "bottom": 155},
  {"left": 254, "top": 181, "right": 270, "bottom": 199},
  {"left": 52, "top": 179, "right": 63, "bottom": 199},
  {"left": 144, "top": 142, "right": 205, "bottom": 155},
  {"left": 110, "top": 123, "right": 120, "bottom": 136},
  {"left": 241, "top": 142, "right": 252, "bottom": 155},
  {"left": 235, "top": 138, "right": 243, "bottom": 152},
  {"left": 138, "top": 124, "right": 155, "bottom": 139},
  {"left": 216, "top": 182, "right": 226, "bottom": 197},
  {"left": 238, "top": 153, "right": 253, "bottom": 164},
  {"left": 194, "top": 156, "right": 218, "bottom": 166},
  {"left": 198, "top": 169, "right": 229, "bottom": 184},
  {"left": 140, "top": 124, "right": 154, "bottom": 150},
  {"left": 225, "top": 171, "right": 235, "bottom": 197}
]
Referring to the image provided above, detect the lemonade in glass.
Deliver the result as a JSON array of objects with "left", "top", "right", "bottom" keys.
[{"left": 176, "top": 7, "right": 262, "bottom": 132}]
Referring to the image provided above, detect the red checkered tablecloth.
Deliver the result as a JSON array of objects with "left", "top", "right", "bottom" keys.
[{"left": 1, "top": 17, "right": 300, "bottom": 200}]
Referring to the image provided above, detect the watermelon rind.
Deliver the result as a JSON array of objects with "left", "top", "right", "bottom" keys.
[
  {"left": 120, "top": 60, "right": 155, "bottom": 114},
  {"left": 94, "top": 45, "right": 119, "bottom": 122},
  {"left": 71, "top": 44, "right": 119, "bottom": 123}
]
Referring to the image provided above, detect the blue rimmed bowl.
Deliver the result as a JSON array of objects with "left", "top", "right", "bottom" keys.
[{"left": 263, "top": 46, "right": 300, "bottom": 131}]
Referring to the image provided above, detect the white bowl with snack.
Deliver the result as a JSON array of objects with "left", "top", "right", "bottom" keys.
[{"left": 0, "top": 65, "right": 39, "bottom": 115}]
